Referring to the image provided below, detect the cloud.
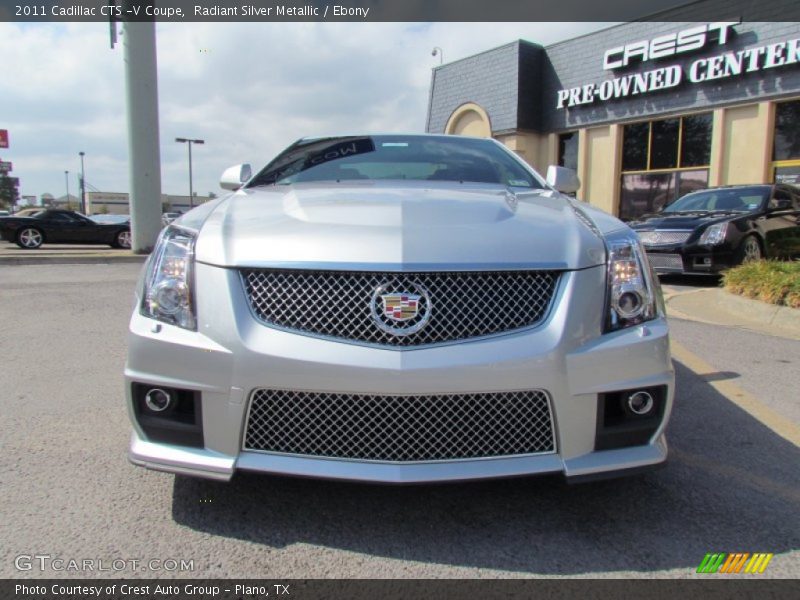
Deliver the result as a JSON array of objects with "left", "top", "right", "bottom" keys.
[{"left": 0, "top": 21, "right": 612, "bottom": 203}]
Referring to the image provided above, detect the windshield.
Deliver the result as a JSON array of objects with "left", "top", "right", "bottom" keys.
[
  {"left": 247, "top": 135, "right": 544, "bottom": 189},
  {"left": 14, "top": 209, "right": 44, "bottom": 217},
  {"left": 662, "top": 187, "right": 769, "bottom": 213},
  {"left": 90, "top": 215, "right": 129, "bottom": 224}
]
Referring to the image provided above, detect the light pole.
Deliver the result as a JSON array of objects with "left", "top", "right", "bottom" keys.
[
  {"left": 432, "top": 47, "right": 443, "bottom": 65},
  {"left": 175, "top": 137, "right": 204, "bottom": 209},
  {"left": 79, "top": 151, "right": 86, "bottom": 214},
  {"left": 64, "top": 170, "right": 69, "bottom": 208}
]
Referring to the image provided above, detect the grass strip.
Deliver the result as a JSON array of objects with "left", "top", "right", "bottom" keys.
[{"left": 722, "top": 260, "right": 800, "bottom": 308}]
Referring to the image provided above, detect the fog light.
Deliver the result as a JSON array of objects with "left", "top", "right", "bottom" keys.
[
  {"left": 626, "top": 391, "right": 655, "bottom": 416},
  {"left": 144, "top": 388, "right": 173, "bottom": 413}
]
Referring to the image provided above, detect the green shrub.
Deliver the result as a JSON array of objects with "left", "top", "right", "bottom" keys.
[{"left": 723, "top": 260, "right": 800, "bottom": 308}]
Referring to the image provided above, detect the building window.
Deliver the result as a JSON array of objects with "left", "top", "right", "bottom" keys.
[
  {"left": 680, "top": 114, "right": 713, "bottom": 167},
  {"left": 622, "top": 123, "right": 648, "bottom": 172},
  {"left": 649, "top": 119, "right": 680, "bottom": 170},
  {"left": 772, "top": 99, "right": 800, "bottom": 185},
  {"left": 620, "top": 170, "right": 709, "bottom": 222},
  {"left": 558, "top": 132, "right": 579, "bottom": 171},
  {"left": 620, "top": 113, "right": 712, "bottom": 220}
]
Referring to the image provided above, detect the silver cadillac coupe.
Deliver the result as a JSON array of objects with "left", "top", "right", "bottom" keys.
[{"left": 125, "top": 134, "right": 674, "bottom": 483}]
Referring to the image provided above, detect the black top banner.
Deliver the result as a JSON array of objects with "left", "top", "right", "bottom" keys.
[{"left": 3, "top": 0, "right": 800, "bottom": 22}]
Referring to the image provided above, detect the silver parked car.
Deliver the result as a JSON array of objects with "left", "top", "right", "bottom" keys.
[{"left": 126, "top": 134, "right": 673, "bottom": 484}]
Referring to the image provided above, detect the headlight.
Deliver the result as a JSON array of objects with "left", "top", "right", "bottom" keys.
[
  {"left": 605, "top": 229, "right": 659, "bottom": 332},
  {"left": 699, "top": 222, "right": 728, "bottom": 245},
  {"left": 141, "top": 226, "right": 197, "bottom": 330}
]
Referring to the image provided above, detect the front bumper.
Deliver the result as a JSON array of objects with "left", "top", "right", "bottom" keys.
[
  {"left": 126, "top": 262, "right": 674, "bottom": 484},
  {"left": 644, "top": 244, "right": 737, "bottom": 274}
]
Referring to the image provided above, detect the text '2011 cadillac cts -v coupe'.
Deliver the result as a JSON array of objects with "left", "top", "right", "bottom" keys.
[{"left": 125, "top": 134, "right": 674, "bottom": 484}]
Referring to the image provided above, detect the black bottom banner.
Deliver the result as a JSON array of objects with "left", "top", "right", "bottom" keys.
[{"left": 2, "top": 579, "right": 797, "bottom": 600}]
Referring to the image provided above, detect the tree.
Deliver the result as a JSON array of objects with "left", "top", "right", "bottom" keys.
[
  {"left": 97, "top": 204, "right": 109, "bottom": 214},
  {"left": 0, "top": 174, "right": 19, "bottom": 210}
]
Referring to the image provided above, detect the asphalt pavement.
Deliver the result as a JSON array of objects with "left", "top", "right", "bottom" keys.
[{"left": 0, "top": 264, "right": 797, "bottom": 579}]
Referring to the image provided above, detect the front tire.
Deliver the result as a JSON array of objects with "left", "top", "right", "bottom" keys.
[
  {"left": 16, "top": 227, "right": 44, "bottom": 249},
  {"left": 736, "top": 235, "right": 762, "bottom": 265},
  {"left": 112, "top": 229, "right": 132, "bottom": 249}
]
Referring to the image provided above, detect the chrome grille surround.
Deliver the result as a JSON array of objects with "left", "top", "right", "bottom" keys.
[
  {"left": 244, "top": 389, "right": 556, "bottom": 462},
  {"left": 240, "top": 269, "right": 559, "bottom": 347},
  {"left": 637, "top": 230, "right": 692, "bottom": 246},
  {"left": 647, "top": 253, "right": 684, "bottom": 271}
]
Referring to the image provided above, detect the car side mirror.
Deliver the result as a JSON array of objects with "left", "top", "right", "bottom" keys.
[
  {"left": 220, "top": 164, "right": 252, "bottom": 191},
  {"left": 546, "top": 165, "right": 580, "bottom": 195},
  {"left": 769, "top": 198, "right": 791, "bottom": 211}
]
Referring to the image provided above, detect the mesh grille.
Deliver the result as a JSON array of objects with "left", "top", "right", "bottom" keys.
[
  {"left": 241, "top": 269, "right": 559, "bottom": 347},
  {"left": 638, "top": 231, "right": 692, "bottom": 246},
  {"left": 647, "top": 253, "right": 684, "bottom": 270},
  {"left": 244, "top": 389, "right": 555, "bottom": 461}
]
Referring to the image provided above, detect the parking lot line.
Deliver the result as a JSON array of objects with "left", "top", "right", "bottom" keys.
[{"left": 671, "top": 340, "right": 800, "bottom": 447}]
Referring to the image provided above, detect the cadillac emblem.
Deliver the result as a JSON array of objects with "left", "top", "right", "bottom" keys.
[
  {"left": 638, "top": 231, "right": 660, "bottom": 246},
  {"left": 371, "top": 282, "right": 431, "bottom": 336},
  {"left": 381, "top": 294, "right": 421, "bottom": 321}
]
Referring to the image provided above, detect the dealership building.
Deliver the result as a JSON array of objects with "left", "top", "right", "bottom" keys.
[{"left": 426, "top": 12, "right": 800, "bottom": 220}]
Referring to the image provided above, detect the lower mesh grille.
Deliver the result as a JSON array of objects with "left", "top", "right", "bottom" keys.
[
  {"left": 244, "top": 389, "right": 554, "bottom": 462},
  {"left": 647, "top": 253, "right": 684, "bottom": 270}
]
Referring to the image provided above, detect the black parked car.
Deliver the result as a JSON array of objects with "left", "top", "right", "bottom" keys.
[
  {"left": 630, "top": 184, "right": 800, "bottom": 275},
  {"left": 0, "top": 209, "right": 131, "bottom": 249}
]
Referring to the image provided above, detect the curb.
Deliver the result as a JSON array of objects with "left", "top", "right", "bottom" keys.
[
  {"left": 718, "top": 288, "right": 800, "bottom": 333},
  {"left": 665, "top": 287, "right": 800, "bottom": 340},
  {"left": 0, "top": 255, "right": 148, "bottom": 266}
]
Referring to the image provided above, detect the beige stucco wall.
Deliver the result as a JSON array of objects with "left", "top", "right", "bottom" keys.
[
  {"left": 499, "top": 127, "right": 622, "bottom": 216},
  {"left": 445, "top": 103, "right": 492, "bottom": 138},
  {"left": 718, "top": 102, "right": 773, "bottom": 185},
  {"left": 448, "top": 98, "right": 787, "bottom": 218},
  {"left": 577, "top": 125, "right": 621, "bottom": 215},
  {"left": 497, "top": 132, "right": 549, "bottom": 173},
  {"left": 452, "top": 111, "right": 490, "bottom": 137}
]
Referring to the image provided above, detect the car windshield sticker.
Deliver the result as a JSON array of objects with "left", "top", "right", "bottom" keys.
[
  {"left": 382, "top": 142, "right": 409, "bottom": 147},
  {"left": 508, "top": 179, "right": 531, "bottom": 187},
  {"left": 304, "top": 138, "right": 375, "bottom": 169}
]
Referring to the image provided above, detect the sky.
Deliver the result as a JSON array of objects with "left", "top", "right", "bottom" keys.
[{"left": 0, "top": 21, "right": 614, "bottom": 204}]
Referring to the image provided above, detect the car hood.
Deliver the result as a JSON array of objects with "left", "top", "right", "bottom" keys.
[
  {"left": 193, "top": 181, "right": 608, "bottom": 270},
  {"left": 630, "top": 212, "right": 741, "bottom": 230}
]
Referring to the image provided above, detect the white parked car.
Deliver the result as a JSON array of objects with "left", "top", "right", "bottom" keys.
[
  {"left": 161, "top": 212, "right": 181, "bottom": 227},
  {"left": 126, "top": 134, "right": 673, "bottom": 484}
]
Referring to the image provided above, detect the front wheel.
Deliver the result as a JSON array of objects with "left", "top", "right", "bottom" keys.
[
  {"left": 112, "top": 229, "right": 132, "bottom": 249},
  {"left": 736, "top": 235, "right": 762, "bottom": 265},
  {"left": 16, "top": 227, "right": 44, "bottom": 249}
]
